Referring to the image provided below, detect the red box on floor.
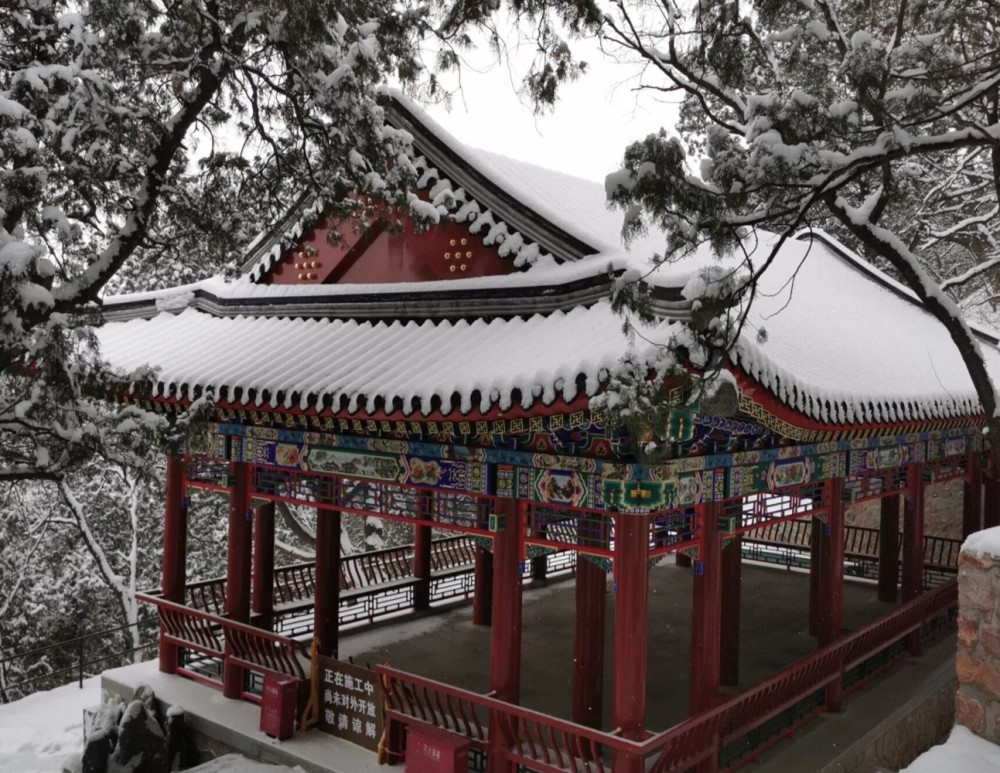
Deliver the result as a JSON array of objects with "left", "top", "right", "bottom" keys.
[
  {"left": 405, "top": 723, "right": 471, "bottom": 772},
  {"left": 260, "top": 673, "right": 299, "bottom": 740}
]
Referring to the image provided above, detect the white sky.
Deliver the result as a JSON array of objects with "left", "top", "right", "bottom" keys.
[{"left": 420, "top": 34, "right": 680, "bottom": 184}]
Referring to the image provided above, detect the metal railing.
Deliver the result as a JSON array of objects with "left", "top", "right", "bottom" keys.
[
  {"left": 0, "top": 616, "right": 159, "bottom": 704},
  {"left": 377, "top": 579, "right": 957, "bottom": 773}
]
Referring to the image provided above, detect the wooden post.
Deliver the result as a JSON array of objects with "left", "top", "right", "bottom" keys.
[
  {"left": 613, "top": 511, "right": 650, "bottom": 773},
  {"left": 878, "top": 495, "right": 900, "bottom": 603},
  {"left": 572, "top": 517, "right": 607, "bottom": 729},
  {"left": 690, "top": 503, "right": 721, "bottom": 716},
  {"left": 965, "top": 458, "right": 984, "bottom": 537},
  {"left": 473, "top": 544, "right": 494, "bottom": 626},
  {"left": 720, "top": 535, "right": 742, "bottom": 687},
  {"left": 819, "top": 477, "right": 845, "bottom": 711},
  {"left": 412, "top": 496, "right": 432, "bottom": 611},
  {"left": 487, "top": 494, "right": 523, "bottom": 773},
  {"left": 252, "top": 502, "right": 275, "bottom": 629},
  {"left": 808, "top": 515, "right": 822, "bottom": 637},
  {"left": 160, "top": 454, "right": 188, "bottom": 674},
  {"left": 903, "top": 463, "right": 926, "bottom": 656},
  {"left": 223, "top": 461, "right": 252, "bottom": 699},
  {"left": 314, "top": 504, "right": 342, "bottom": 658},
  {"left": 986, "top": 468, "right": 1000, "bottom": 529}
]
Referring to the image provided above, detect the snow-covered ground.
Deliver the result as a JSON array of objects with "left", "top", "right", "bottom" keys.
[
  {"left": 899, "top": 725, "right": 1000, "bottom": 772},
  {"left": 3, "top": 665, "right": 999, "bottom": 773},
  {"left": 0, "top": 677, "right": 301, "bottom": 772}
]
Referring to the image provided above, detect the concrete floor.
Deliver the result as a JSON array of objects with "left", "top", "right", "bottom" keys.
[{"left": 346, "top": 560, "right": 898, "bottom": 733}]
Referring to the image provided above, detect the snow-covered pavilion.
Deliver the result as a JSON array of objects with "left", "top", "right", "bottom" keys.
[{"left": 95, "top": 93, "right": 989, "bottom": 773}]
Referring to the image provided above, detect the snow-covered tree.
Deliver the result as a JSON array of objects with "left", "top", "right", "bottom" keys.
[
  {"left": 591, "top": 0, "right": 1000, "bottom": 460},
  {"left": 0, "top": 0, "right": 597, "bottom": 485}
]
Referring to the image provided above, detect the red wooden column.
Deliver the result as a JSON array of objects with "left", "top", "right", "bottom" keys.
[
  {"left": 314, "top": 504, "right": 342, "bottom": 657},
  {"left": 877, "top": 494, "right": 900, "bottom": 603},
  {"left": 252, "top": 501, "right": 276, "bottom": 629},
  {"left": 983, "top": 461, "right": 999, "bottom": 529},
  {"left": 819, "top": 477, "right": 845, "bottom": 711},
  {"left": 572, "top": 516, "right": 607, "bottom": 729},
  {"left": 223, "top": 461, "right": 252, "bottom": 699},
  {"left": 690, "top": 502, "right": 721, "bottom": 716},
  {"left": 487, "top": 494, "right": 523, "bottom": 773},
  {"left": 613, "top": 511, "right": 650, "bottom": 773},
  {"left": 413, "top": 493, "right": 432, "bottom": 611},
  {"left": 964, "top": 459, "right": 983, "bottom": 539},
  {"left": 808, "top": 515, "right": 822, "bottom": 637},
  {"left": 720, "top": 535, "right": 742, "bottom": 687},
  {"left": 903, "top": 463, "right": 926, "bottom": 656},
  {"left": 160, "top": 454, "right": 188, "bottom": 674},
  {"left": 473, "top": 544, "right": 494, "bottom": 626}
]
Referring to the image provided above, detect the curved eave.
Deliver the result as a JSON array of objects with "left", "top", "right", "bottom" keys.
[{"left": 731, "top": 365, "right": 984, "bottom": 442}]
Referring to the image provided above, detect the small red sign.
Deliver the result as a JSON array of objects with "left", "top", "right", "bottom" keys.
[{"left": 405, "top": 723, "right": 471, "bottom": 773}]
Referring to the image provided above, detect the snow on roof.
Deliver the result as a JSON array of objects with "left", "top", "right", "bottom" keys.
[
  {"left": 732, "top": 232, "right": 1000, "bottom": 424},
  {"left": 97, "top": 226, "right": 1000, "bottom": 426},
  {"left": 96, "top": 300, "right": 672, "bottom": 416}
]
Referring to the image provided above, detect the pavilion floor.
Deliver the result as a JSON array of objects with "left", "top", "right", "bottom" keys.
[{"left": 342, "top": 559, "right": 901, "bottom": 733}]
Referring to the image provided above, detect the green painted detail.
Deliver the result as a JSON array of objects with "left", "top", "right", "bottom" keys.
[
  {"left": 581, "top": 554, "right": 612, "bottom": 573},
  {"left": 470, "top": 535, "right": 493, "bottom": 552},
  {"left": 488, "top": 513, "right": 505, "bottom": 533},
  {"left": 728, "top": 452, "right": 845, "bottom": 498},
  {"left": 525, "top": 544, "right": 557, "bottom": 559},
  {"left": 718, "top": 515, "right": 740, "bottom": 534}
]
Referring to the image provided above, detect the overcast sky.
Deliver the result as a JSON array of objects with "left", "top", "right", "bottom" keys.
[{"left": 421, "top": 33, "right": 680, "bottom": 184}]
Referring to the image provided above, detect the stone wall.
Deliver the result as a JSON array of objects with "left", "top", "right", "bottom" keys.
[
  {"left": 956, "top": 538, "right": 1000, "bottom": 740},
  {"left": 844, "top": 478, "right": 965, "bottom": 540}
]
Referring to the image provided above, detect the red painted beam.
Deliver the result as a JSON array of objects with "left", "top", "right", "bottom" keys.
[
  {"left": 984, "top": 470, "right": 1000, "bottom": 529},
  {"left": 964, "top": 458, "right": 983, "bottom": 539},
  {"left": 903, "top": 464, "right": 925, "bottom": 656},
  {"left": 819, "top": 477, "right": 845, "bottom": 711},
  {"left": 412, "top": 495, "right": 432, "bottom": 611},
  {"left": 223, "top": 461, "right": 252, "bottom": 699},
  {"left": 473, "top": 545, "right": 494, "bottom": 626},
  {"left": 572, "top": 547, "right": 607, "bottom": 728},
  {"left": 252, "top": 502, "right": 276, "bottom": 629},
  {"left": 160, "top": 454, "right": 188, "bottom": 674},
  {"left": 613, "top": 511, "right": 650, "bottom": 773},
  {"left": 878, "top": 495, "right": 900, "bottom": 603},
  {"left": 690, "top": 503, "right": 721, "bottom": 716},
  {"left": 720, "top": 535, "right": 742, "bottom": 687},
  {"left": 314, "top": 505, "right": 342, "bottom": 658},
  {"left": 487, "top": 495, "right": 523, "bottom": 773},
  {"left": 808, "top": 515, "right": 822, "bottom": 637}
]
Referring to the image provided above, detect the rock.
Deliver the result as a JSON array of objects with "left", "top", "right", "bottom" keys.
[
  {"left": 165, "top": 706, "right": 187, "bottom": 771},
  {"left": 110, "top": 699, "right": 168, "bottom": 773},
  {"left": 81, "top": 729, "right": 112, "bottom": 773}
]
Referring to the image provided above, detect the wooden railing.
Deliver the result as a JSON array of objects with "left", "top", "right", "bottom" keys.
[
  {"left": 181, "top": 536, "right": 575, "bottom": 634},
  {"left": 377, "top": 579, "right": 958, "bottom": 773},
  {"left": 137, "top": 593, "right": 307, "bottom": 690},
  {"left": 743, "top": 521, "right": 961, "bottom": 586}
]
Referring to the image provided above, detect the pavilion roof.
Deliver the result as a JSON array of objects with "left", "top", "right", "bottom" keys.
[{"left": 95, "top": 95, "right": 1000, "bottom": 431}]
